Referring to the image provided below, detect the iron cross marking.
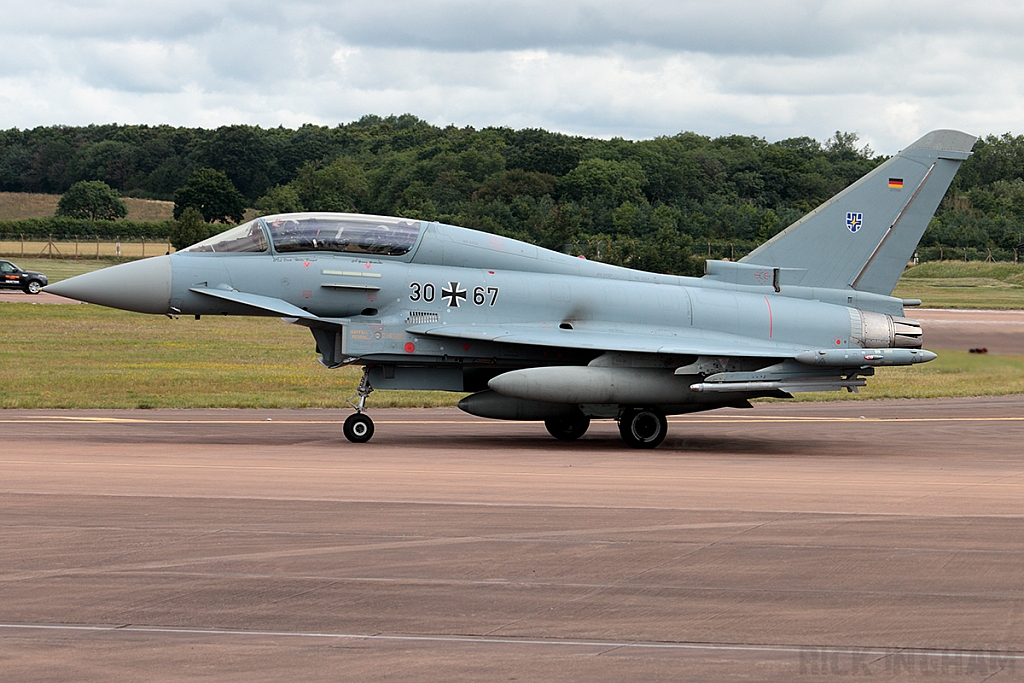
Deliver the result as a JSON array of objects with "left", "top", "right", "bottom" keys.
[{"left": 441, "top": 281, "right": 467, "bottom": 307}]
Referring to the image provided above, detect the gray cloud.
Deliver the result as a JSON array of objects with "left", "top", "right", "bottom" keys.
[
  {"left": 3, "top": 0, "right": 1024, "bottom": 152},
  {"left": 243, "top": 1, "right": 1024, "bottom": 59}
]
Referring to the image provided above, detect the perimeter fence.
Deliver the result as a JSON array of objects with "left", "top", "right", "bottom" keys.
[{"left": 0, "top": 235, "right": 176, "bottom": 259}]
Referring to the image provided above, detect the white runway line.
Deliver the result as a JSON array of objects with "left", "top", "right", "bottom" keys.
[{"left": 2, "top": 623, "right": 1024, "bottom": 661}]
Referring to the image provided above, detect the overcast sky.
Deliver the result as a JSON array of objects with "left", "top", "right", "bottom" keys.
[{"left": 2, "top": 0, "right": 1022, "bottom": 153}]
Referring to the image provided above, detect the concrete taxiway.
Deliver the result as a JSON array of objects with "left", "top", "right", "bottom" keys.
[{"left": 2, "top": 398, "right": 1023, "bottom": 681}]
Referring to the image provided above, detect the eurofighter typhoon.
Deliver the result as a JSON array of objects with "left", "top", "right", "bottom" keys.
[{"left": 47, "top": 130, "right": 975, "bottom": 447}]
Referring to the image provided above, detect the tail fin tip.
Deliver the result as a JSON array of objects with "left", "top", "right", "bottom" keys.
[{"left": 906, "top": 129, "right": 976, "bottom": 155}]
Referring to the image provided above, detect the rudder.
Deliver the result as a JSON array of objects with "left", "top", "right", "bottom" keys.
[{"left": 740, "top": 130, "right": 976, "bottom": 295}]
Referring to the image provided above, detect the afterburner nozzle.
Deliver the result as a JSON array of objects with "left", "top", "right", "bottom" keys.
[{"left": 44, "top": 255, "right": 173, "bottom": 314}]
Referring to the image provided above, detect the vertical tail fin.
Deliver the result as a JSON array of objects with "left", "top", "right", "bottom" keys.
[{"left": 740, "top": 130, "right": 976, "bottom": 295}]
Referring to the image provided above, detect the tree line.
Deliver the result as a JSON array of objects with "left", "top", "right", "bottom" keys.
[{"left": 3, "top": 117, "right": 1024, "bottom": 270}]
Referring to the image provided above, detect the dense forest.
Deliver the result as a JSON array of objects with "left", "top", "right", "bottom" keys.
[{"left": 2, "top": 116, "right": 1024, "bottom": 272}]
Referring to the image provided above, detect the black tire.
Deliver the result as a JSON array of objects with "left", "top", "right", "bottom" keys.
[
  {"left": 544, "top": 411, "right": 591, "bottom": 441},
  {"left": 25, "top": 280, "right": 43, "bottom": 294},
  {"left": 343, "top": 413, "right": 374, "bottom": 443},
  {"left": 618, "top": 407, "right": 668, "bottom": 449}
]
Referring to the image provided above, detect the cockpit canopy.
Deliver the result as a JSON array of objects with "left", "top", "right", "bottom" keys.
[
  {"left": 266, "top": 214, "right": 421, "bottom": 255},
  {"left": 182, "top": 214, "right": 422, "bottom": 256},
  {"left": 183, "top": 220, "right": 268, "bottom": 253}
]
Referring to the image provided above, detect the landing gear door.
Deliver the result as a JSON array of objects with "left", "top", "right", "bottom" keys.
[{"left": 311, "top": 327, "right": 348, "bottom": 368}]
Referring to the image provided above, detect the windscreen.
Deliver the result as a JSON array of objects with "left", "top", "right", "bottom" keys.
[
  {"left": 182, "top": 220, "right": 268, "bottom": 253},
  {"left": 265, "top": 216, "right": 421, "bottom": 256}
]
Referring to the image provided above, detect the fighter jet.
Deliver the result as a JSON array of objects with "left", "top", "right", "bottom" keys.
[{"left": 46, "top": 130, "right": 975, "bottom": 447}]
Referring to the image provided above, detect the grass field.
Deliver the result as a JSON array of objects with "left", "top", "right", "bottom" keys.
[
  {"left": 0, "top": 304, "right": 459, "bottom": 409},
  {"left": 0, "top": 193, "right": 61, "bottom": 220},
  {"left": 791, "top": 350, "right": 1024, "bottom": 401},
  {"left": 894, "top": 261, "right": 1024, "bottom": 308},
  {"left": 0, "top": 192, "right": 174, "bottom": 222},
  {"left": 1, "top": 303, "right": 1023, "bottom": 409}
]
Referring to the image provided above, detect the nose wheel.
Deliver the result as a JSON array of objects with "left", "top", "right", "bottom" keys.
[
  {"left": 344, "top": 367, "right": 375, "bottom": 443},
  {"left": 343, "top": 412, "right": 374, "bottom": 443}
]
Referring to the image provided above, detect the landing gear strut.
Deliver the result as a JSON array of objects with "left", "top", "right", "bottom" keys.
[
  {"left": 618, "top": 406, "right": 668, "bottom": 449},
  {"left": 344, "top": 367, "right": 375, "bottom": 443}
]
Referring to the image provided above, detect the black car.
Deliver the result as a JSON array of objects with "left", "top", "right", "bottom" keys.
[{"left": 0, "top": 260, "right": 48, "bottom": 294}]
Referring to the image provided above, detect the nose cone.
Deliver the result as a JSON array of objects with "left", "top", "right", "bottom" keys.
[{"left": 45, "top": 256, "right": 172, "bottom": 314}]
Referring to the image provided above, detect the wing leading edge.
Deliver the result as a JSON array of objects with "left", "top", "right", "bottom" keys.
[{"left": 189, "top": 287, "right": 350, "bottom": 331}]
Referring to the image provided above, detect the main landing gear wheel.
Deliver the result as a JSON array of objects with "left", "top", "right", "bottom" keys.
[
  {"left": 343, "top": 413, "right": 374, "bottom": 443},
  {"left": 544, "top": 411, "right": 591, "bottom": 441},
  {"left": 618, "top": 406, "right": 668, "bottom": 449}
]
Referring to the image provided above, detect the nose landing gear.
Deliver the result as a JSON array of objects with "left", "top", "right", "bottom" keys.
[{"left": 344, "top": 367, "right": 375, "bottom": 443}]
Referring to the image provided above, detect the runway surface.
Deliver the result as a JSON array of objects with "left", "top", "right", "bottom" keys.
[
  {"left": 0, "top": 291, "right": 78, "bottom": 304},
  {"left": 2, "top": 398, "right": 1024, "bottom": 681},
  {"left": 912, "top": 308, "right": 1024, "bottom": 354}
]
